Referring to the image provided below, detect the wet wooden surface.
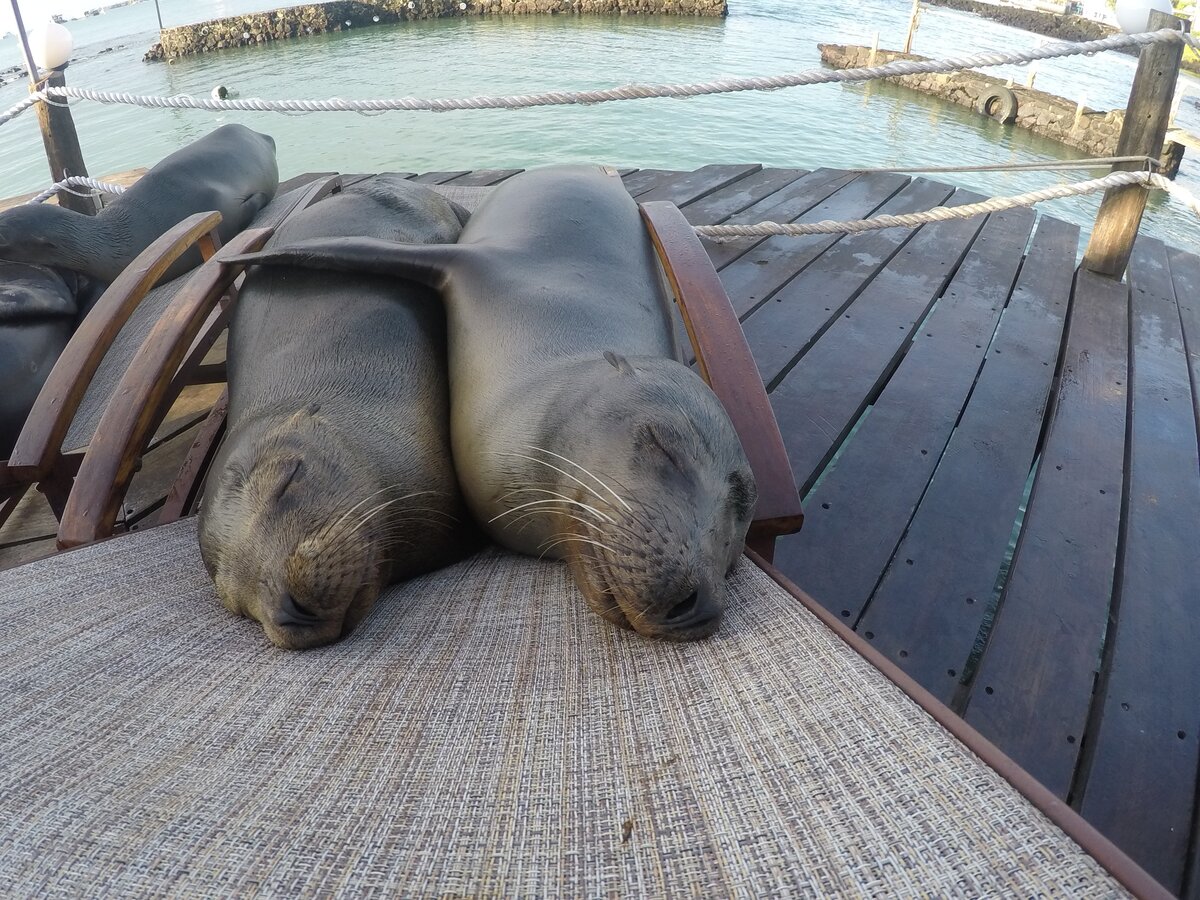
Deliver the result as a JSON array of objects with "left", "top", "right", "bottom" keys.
[{"left": 3, "top": 164, "right": 1198, "bottom": 895}]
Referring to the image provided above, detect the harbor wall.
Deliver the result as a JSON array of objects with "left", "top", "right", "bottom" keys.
[
  {"left": 145, "top": 0, "right": 726, "bottom": 60},
  {"left": 819, "top": 44, "right": 1184, "bottom": 177},
  {"left": 925, "top": 0, "right": 1110, "bottom": 43}
]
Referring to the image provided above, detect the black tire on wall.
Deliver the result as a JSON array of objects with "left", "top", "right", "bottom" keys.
[{"left": 980, "top": 87, "right": 1019, "bottom": 124}]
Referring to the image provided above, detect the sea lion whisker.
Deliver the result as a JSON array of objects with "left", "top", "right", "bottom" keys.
[
  {"left": 523, "top": 445, "right": 633, "bottom": 513},
  {"left": 320, "top": 487, "right": 436, "bottom": 543},
  {"left": 489, "top": 496, "right": 613, "bottom": 526},
  {"left": 506, "top": 452, "right": 621, "bottom": 514},
  {"left": 538, "top": 534, "right": 620, "bottom": 560}
]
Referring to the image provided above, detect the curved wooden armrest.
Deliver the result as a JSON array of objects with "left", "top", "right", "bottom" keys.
[
  {"left": 639, "top": 201, "right": 804, "bottom": 561},
  {"left": 57, "top": 227, "right": 274, "bottom": 550},
  {"left": 8, "top": 211, "right": 224, "bottom": 480}
]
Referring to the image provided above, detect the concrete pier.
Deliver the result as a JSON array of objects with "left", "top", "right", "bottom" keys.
[{"left": 820, "top": 43, "right": 1185, "bottom": 177}]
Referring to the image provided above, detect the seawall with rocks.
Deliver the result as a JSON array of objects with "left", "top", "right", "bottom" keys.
[
  {"left": 145, "top": 0, "right": 726, "bottom": 60},
  {"left": 819, "top": 44, "right": 1184, "bottom": 177}
]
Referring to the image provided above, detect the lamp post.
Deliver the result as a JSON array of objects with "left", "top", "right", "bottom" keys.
[
  {"left": 11, "top": 6, "right": 98, "bottom": 215},
  {"left": 1113, "top": 0, "right": 1174, "bottom": 34}
]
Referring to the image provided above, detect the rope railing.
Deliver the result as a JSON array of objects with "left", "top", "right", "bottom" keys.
[
  {"left": 694, "top": 170, "right": 1200, "bottom": 239},
  {"left": 0, "top": 28, "right": 1196, "bottom": 128},
  {"left": 26, "top": 175, "right": 128, "bottom": 204},
  {"left": 27, "top": 169, "right": 1200, "bottom": 238}
]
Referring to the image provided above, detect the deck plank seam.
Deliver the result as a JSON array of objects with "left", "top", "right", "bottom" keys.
[{"left": 790, "top": 200, "right": 993, "bottom": 496}]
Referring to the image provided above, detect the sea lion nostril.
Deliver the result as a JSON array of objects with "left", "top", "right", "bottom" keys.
[
  {"left": 274, "top": 591, "right": 322, "bottom": 627},
  {"left": 667, "top": 591, "right": 699, "bottom": 621}
]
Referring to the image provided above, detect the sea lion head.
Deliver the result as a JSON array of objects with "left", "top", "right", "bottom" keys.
[
  {"left": 507, "top": 353, "right": 757, "bottom": 642},
  {"left": 199, "top": 406, "right": 397, "bottom": 650}
]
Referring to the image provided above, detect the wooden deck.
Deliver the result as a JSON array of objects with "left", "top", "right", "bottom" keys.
[{"left": 3, "top": 164, "right": 1200, "bottom": 894}]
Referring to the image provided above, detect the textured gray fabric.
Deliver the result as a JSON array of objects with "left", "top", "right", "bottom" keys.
[
  {"left": 0, "top": 520, "right": 1126, "bottom": 897},
  {"left": 63, "top": 183, "right": 317, "bottom": 451}
]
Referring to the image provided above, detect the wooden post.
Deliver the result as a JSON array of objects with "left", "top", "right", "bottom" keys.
[
  {"left": 1073, "top": 94, "right": 1088, "bottom": 131},
  {"left": 1082, "top": 10, "right": 1186, "bottom": 278},
  {"left": 903, "top": 0, "right": 920, "bottom": 54},
  {"left": 868, "top": 31, "right": 879, "bottom": 66},
  {"left": 32, "top": 68, "right": 98, "bottom": 216}
]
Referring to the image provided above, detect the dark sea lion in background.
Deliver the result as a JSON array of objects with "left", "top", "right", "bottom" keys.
[
  {"left": 0, "top": 261, "right": 82, "bottom": 457},
  {"left": 0, "top": 124, "right": 278, "bottom": 285},
  {"left": 199, "top": 175, "right": 475, "bottom": 650},
  {"left": 227, "top": 165, "right": 757, "bottom": 642}
]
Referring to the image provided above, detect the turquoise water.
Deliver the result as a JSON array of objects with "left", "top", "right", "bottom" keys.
[{"left": 2, "top": 0, "right": 1199, "bottom": 251}]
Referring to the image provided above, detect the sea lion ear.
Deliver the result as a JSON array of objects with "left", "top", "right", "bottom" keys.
[{"left": 603, "top": 351, "right": 635, "bottom": 376}]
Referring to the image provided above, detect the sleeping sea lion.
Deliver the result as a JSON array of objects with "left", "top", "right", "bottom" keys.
[
  {"left": 225, "top": 165, "right": 757, "bottom": 641},
  {"left": 0, "top": 124, "right": 278, "bottom": 285},
  {"left": 199, "top": 175, "right": 475, "bottom": 650},
  {"left": 0, "top": 261, "right": 81, "bottom": 456}
]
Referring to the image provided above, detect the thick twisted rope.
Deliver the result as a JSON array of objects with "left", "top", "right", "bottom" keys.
[
  {"left": 694, "top": 170, "right": 1200, "bottom": 238},
  {"left": 27, "top": 175, "right": 127, "bottom": 204},
  {"left": 24, "top": 169, "right": 1198, "bottom": 237},
  {"left": 0, "top": 28, "right": 1194, "bottom": 128}
]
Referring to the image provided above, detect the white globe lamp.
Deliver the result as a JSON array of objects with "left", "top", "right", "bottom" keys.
[
  {"left": 1114, "top": 0, "right": 1174, "bottom": 34},
  {"left": 29, "top": 20, "right": 74, "bottom": 71}
]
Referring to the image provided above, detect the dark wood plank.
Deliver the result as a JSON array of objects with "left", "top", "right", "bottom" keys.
[
  {"left": 278, "top": 171, "right": 337, "bottom": 194},
  {"left": 636, "top": 164, "right": 762, "bottom": 206},
  {"left": 620, "top": 168, "right": 684, "bottom": 197},
  {"left": 0, "top": 488, "right": 57, "bottom": 545},
  {"left": 150, "top": 382, "right": 224, "bottom": 449},
  {"left": 766, "top": 191, "right": 988, "bottom": 497},
  {"left": 742, "top": 176, "right": 956, "bottom": 387},
  {"left": 718, "top": 173, "right": 910, "bottom": 320},
  {"left": 852, "top": 214, "right": 1076, "bottom": 701},
  {"left": 681, "top": 168, "right": 807, "bottom": 226},
  {"left": 121, "top": 419, "right": 205, "bottom": 526},
  {"left": 779, "top": 208, "right": 1047, "bottom": 631},
  {"left": 1078, "top": 237, "right": 1200, "bottom": 894},
  {"left": 0, "top": 534, "right": 56, "bottom": 571},
  {"left": 442, "top": 169, "right": 523, "bottom": 186},
  {"left": 1173, "top": 247, "right": 1200, "bottom": 451},
  {"left": 1178, "top": 248, "right": 1200, "bottom": 896},
  {"left": 703, "top": 168, "right": 858, "bottom": 270},
  {"left": 963, "top": 268, "right": 1130, "bottom": 800},
  {"left": 410, "top": 171, "right": 470, "bottom": 184}
]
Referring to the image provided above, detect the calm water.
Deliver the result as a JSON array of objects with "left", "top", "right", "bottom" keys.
[{"left": 2, "top": 0, "right": 1199, "bottom": 251}]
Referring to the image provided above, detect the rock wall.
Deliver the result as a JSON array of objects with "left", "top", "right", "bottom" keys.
[
  {"left": 145, "top": 0, "right": 726, "bottom": 59},
  {"left": 924, "top": 0, "right": 1111, "bottom": 43},
  {"left": 819, "top": 44, "right": 1184, "bottom": 177},
  {"left": 923, "top": 0, "right": 1200, "bottom": 74}
]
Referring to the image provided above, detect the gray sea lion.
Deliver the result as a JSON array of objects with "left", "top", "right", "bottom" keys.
[
  {"left": 0, "top": 261, "right": 82, "bottom": 457},
  {"left": 0, "top": 124, "right": 278, "bottom": 285},
  {"left": 226, "top": 165, "right": 757, "bottom": 641},
  {"left": 198, "top": 175, "right": 475, "bottom": 650}
]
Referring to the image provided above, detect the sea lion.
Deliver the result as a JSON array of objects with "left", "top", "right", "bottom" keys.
[
  {"left": 198, "top": 175, "right": 475, "bottom": 650},
  {"left": 0, "top": 124, "right": 278, "bottom": 285},
  {"left": 226, "top": 165, "right": 757, "bottom": 641},
  {"left": 0, "top": 261, "right": 82, "bottom": 457}
]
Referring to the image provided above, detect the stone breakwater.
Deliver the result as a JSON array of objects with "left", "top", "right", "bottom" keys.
[
  {"left": 819, "top": 44, "right": 1184, "bottom": 177},
  {"left": 924, "top": 0, "right": 1199, "bottom": 74},
  {"left": 925, "top": 0, "right": 1111, "bottom": 44},
  {"left": 145, "top": 0, "right": 726, "bottom": 60}
]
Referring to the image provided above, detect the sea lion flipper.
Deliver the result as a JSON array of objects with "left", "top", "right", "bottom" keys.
[
  {"left": 242, "top": 191, "right": 272, "bottom": 219},
  {"left": 224, "top": 237, "right": 459, "bottom": 290}
]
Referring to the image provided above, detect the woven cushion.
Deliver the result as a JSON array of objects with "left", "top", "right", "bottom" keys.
[{"left": 0, "top": 520, "right": 1125, "bottom": 897}]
